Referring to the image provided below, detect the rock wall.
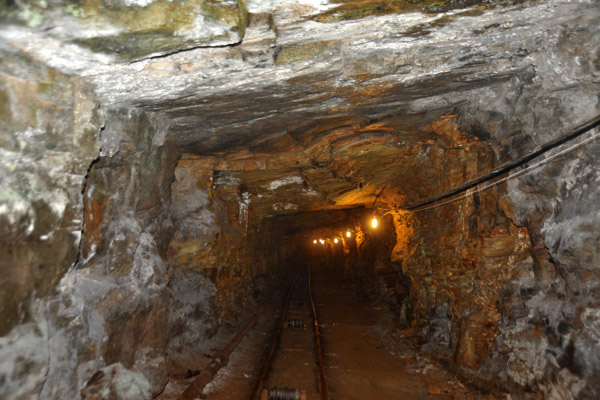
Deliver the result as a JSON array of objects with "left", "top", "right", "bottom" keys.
[
  {"left": 0, "top": 87, "right": 182, "bottom": 398},
  {"left": 165, "top": 156, "right": 282, "bottom": 377},
  {"left": 0, "top": 50, "right": 100, "bottom": 337},
  {"left": 394, "top": 188, "right": 533, "bottom": 366},
  {"left": 76, "top": 108, "right": 179, "bottom": 397},
  {"left": 0, "top": 50, "right": 101, "bottom": 398},
  {"left": 466, "top": 19, "right": 600, "bottom": 398},
  {"left": 0, "top": 94, "right": 286, "bottom": 398},
  {"left": 396, "top": 133, "right": 600, "bottom": 399},
  {"left": 386, "top": 19, "right": 600, "bottom": 398},
  {"left": 497, "top": 140, "right": 600, "bottom": 399}
]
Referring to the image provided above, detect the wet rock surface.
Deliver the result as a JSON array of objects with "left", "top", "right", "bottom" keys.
[
  {"left": 1, "top": 1, "right": 597, "bottom": 153},
  {"left": 81, "top": 363, "right": 152, "bottom": 400},
  {"left": 0, "top": 0, "right": 248, "bottom": 60},
  {"left": 0, "top": 51, "right": 100, "bottom": 337},
  {"left": 495, "top": 141, "right": 600, "bottom": 397},
  {"left": 0, "top": 0, "right": 599, "bottom": 399}
]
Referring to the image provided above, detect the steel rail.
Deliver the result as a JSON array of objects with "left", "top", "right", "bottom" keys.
[
  {"left": 248, "top": 273, "right": 300, "bottom": 400},
  {"left": 308, "top": 265, "right": 329, "bottom": 400},
  {"left": 179, "top": 293, "right": 276, "bottom": 400}
]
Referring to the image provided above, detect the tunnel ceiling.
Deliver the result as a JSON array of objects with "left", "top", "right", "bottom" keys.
[
  {"left": 1, "top": 0, "right": 598, "bottom": 222},
  {"left": 180, "top": 114, "right": 492, "bottom": 221},
  {"left": 2, "top": 0, "right": 595, "bottom": 154}
]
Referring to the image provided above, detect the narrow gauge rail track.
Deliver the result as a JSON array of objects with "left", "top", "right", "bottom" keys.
[
  {"left": 180, "top": 294, "right": 278, "bottom": 400},
  {"left": 249, "top": 265, "right": 330, "bottom": 400}
]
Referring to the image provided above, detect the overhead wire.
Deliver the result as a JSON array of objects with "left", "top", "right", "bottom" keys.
[
  {"left": 374, "top": 113, "right": 600, "bottom": 214},
  {"left": 409, "top": 129, "right": 600, "bottom": 213}
]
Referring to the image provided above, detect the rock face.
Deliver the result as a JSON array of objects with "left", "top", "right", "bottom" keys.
[
  {"left": 496, "top": 130, "right": 600, "bottom": 397},
  {"left": 76, "top": 109, "right": 178, "bottom": 397},
  {"left": 0, "top": 51, "right": 100, "bottom": 337},
  {"left": 1, "top": 0, "right": 248, "bottom": 60},
  {"left": 0, "top": 47, "right": 102, "bottom": 399},
  {"left": 0, "top": 0, "right": 599, "bottom": 399},
  {"left": 0, "top": 102, "right": 176, "bottom": 398},
  {"left": 165, "top": 156, "right": 279, "bottom": 376},
  {"left": 81, "top": 363, "right": 152, "bottom": 400}
]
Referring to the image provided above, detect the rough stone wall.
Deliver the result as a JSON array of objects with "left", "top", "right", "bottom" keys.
[
  {"left": 0, "top": 78, "right": 286, "bottom": 398},
  {"left": 370, "top": 116, "right": 536, "bottom": 377},
  {"left": 165, "top": 156, "right": 278, "bottom": 376},
  {"left": 389, "top": 17, "right": 600, "bottom": 398},
  {"left": 496, "top": 140, "right": 600, "bottom": 399},
  {"left": 462, "top": 18, "right": 600, "bottom": 398},
  {"left": 0, "top": 92, "right": 181, "bottom": 398},
  {"left": 0, "top": 50, "right": 101, "bottom": 398},
  {"left": 395, "top": 189, "right": 533, "bottom": 366},
  {"left": 400, "top": 134, "right": 600, "bottom": 399},
  {"left": 75, "top": 108, "right": 179, "bottom": 397},
  {"left": 488, "top": 100, "right": 600, "bottom": 399},
  {"left": 0, "top": 51, "right": 100, "bottom": 337}
]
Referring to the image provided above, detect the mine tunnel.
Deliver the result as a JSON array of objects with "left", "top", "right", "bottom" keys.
[{"left": 1, "top": 0, "right": 600, "bottom": 399}]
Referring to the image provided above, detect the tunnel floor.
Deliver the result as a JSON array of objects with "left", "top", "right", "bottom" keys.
[{"left": 159, "top": 268, "right": 501, "bottom": 400}]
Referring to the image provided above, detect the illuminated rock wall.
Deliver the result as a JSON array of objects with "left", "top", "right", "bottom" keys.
[
  {"left": 0, "top": 0, "right": 599, "bottom": 398},
  {"left": 165, "top": 156, "right": 280, "bottom": 376}
]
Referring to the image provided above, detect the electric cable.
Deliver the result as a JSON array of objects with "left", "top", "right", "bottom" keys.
[
  {"left": 375, "top": 113, "right": 600, "bottom": 213},
  {"left": 408, "top": 129, "right": 600, "bottom": 213}
]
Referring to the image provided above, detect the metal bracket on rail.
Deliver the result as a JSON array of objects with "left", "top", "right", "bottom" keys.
[
  {"left": 261, "top": 387, "right": 307, "bottom": 400},
  {"left": 285, "top": 318, "right": 306, "bottom": 329}
]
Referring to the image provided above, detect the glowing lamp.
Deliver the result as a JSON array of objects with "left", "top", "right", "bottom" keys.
[
  {"left": 313, "top": 239, "right": 317, "bottom": 244},
  {"left": 334, "top": 238, "right": 338, "bottom": 244},
  {"left": 346, "top": 231, "right": 351, "bottom": 238},
  {"left": 371, "top": 217, "right": 378, "bottom": 228},
  {"left": 319, "top": 239, "right": 325, "bottom": 244}
]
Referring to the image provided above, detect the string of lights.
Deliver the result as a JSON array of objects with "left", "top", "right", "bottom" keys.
[{"left": 312, "top": 218, "right": 379, "bottom": 246}]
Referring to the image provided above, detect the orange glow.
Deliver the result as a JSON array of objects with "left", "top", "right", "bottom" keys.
[
  {"left": 371, "top": 217, "right": 378, "bottom": 228},
  {"left": 319, "top": 239, "right": 325, "bottom": 244},
  {"left": 334, "top": 238, "right": 338, "bottom": 244}
]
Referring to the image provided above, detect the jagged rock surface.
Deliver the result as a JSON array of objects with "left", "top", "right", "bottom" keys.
[{"left": 0, "top": 0, "right": 599, "bottom": 399}]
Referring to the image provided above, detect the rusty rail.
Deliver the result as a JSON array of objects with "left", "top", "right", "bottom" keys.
[
  {"left": 308, "top": 265, "right": 329, "bottom": 400},
  {"left": 179, "top": 294, "right": 276, "bottom": 400},
  {"left": 248, "top": 274, "right": 300, "bottom": 400}
]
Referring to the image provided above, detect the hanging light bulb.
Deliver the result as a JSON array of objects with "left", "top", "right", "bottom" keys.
[
  {"left": 371, "top": 216, "right": 378, "bottom": 228},
  {"left": 313, "top": 239, "right": 317, "bottom": 244},
  {"left": 334, "top": 238, "right": 338, "bottom": 244},
  {"left": 319, "top": 239, "right": 325, "bottom": 244},
  {"left": 346, "top": 231, "right": 351, "bottom": 238}
]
